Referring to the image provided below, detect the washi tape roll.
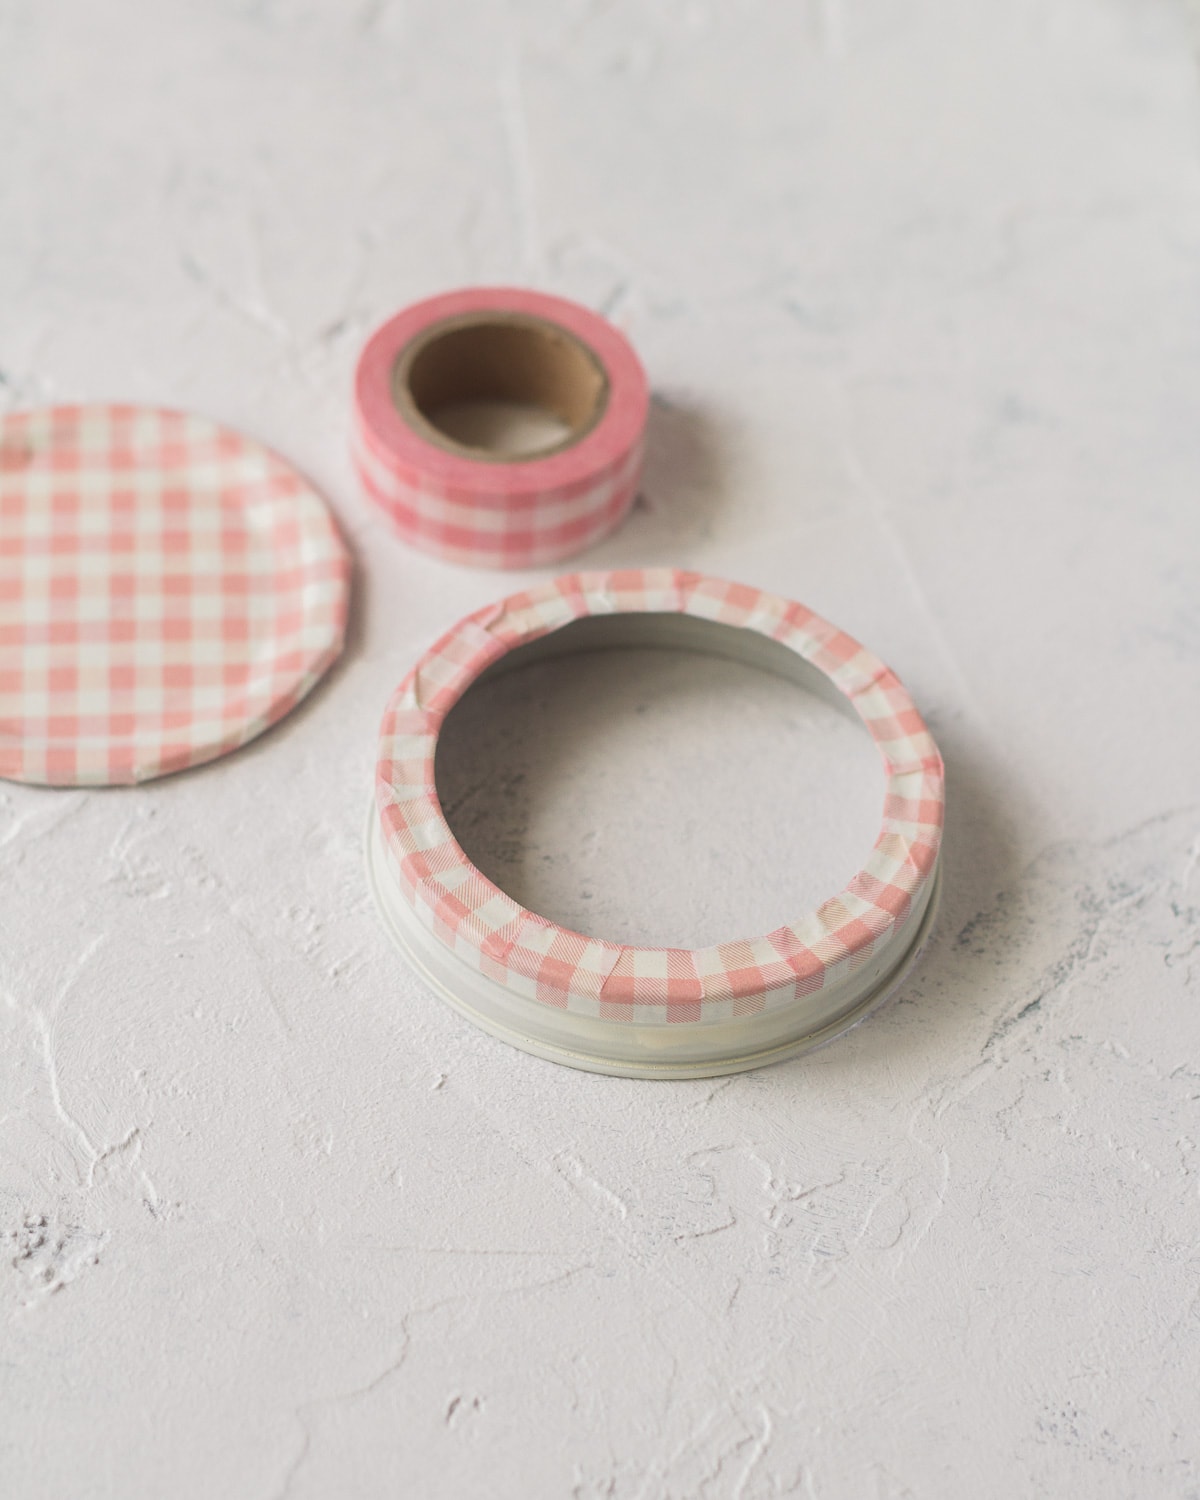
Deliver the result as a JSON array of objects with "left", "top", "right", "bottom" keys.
[
  {"left": 369, "top": 569, "right": 945, "bottom": 1079},
  {"left": 0, "top": 404, "right": 350, "bottom": 786},
  {"left": 352, "top": 288, "right": 648, "bottom": 569}
]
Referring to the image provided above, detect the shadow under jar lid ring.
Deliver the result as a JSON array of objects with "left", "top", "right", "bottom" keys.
[{"left": 369, "top": 568, "right": 945, "bottom": 1079}]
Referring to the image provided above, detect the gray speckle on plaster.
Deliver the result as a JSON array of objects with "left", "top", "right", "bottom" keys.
[
  {"left": 5, "top": 1213, "right": 108, "bottom": 1306},
  {"left": 1, "top": 0, "right": 1200, "bottom": 1497}
]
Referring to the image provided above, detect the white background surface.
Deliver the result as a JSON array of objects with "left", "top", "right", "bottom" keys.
[{"left": 2, "top": 1, "right": 1200, "bottom": 1495}]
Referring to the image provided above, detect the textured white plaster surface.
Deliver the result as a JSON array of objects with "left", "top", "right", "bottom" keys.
[{"left": 2, "top": 1, "right": 1200, "bottom": 1495}]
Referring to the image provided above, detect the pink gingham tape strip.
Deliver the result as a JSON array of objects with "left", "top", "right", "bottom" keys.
[
  {"left": 375, "top": 569, "right": 945, "bottom": 1024},
  {"left": 352, "top": 288, "right": 648, "bottom": 569},
  {"left": 0, "top": 404, "right": 350, "bottom": 787}
]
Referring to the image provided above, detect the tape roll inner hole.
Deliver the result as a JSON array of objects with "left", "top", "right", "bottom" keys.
[
  {"left": 395, "top": 314, "right": 610, "bottom": 461},
  {"left": 434, "top": 614, "right": 886, "bottom": 951}
]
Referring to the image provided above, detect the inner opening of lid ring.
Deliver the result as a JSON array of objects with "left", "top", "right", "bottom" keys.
[
  {"left": 393, "top": 312, "right": 610, "bottom": 461},
  {"left": 433, "top": 613, "right": 885, "bottom": 951}
]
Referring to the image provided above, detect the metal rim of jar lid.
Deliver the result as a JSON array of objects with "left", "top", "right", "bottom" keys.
[{"left": 368, "top": 569, "right": 945, "bottom": 1079}]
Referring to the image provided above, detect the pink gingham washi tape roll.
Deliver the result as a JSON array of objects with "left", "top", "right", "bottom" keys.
[
  {"left": 0, "top": 404, "right": 350, "bottom": 787},
  {"left": 368, "top": 568, "right": 945, "bottom": 1078},
  {"left": 352, "top": 288, "right": 648, "bottom": 569}
]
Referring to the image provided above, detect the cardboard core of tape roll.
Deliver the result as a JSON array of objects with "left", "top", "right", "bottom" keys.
[{"left": 391, "top": 311, "right": 610, "bottom": 462}]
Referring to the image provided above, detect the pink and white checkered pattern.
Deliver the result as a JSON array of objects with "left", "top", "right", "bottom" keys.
[
  {"left": 352, "top": 288, "right": 649, "bottom": 570},
  {"left": 0, "top": 404, "right": 351, "bottom": 787},
  {"left": 375, "top": 569, "right": 945, "bottom": 1023},
  {"left": 351, "top": 414, "right": 643, "bottom": 571}
]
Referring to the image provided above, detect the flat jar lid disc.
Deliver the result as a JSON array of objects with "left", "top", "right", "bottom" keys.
[{"left": 0, "top": 404, "right": 350, "bottom": 786}]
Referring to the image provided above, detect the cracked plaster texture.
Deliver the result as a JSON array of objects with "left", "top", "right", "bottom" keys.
[{"left": 1, "top": 0, "right": 1199, "bottom": 1496}]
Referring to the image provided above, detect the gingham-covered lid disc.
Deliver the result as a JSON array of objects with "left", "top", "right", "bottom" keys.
[{"left": 0, "top": 404, "right": 351, "bottom": 786}]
